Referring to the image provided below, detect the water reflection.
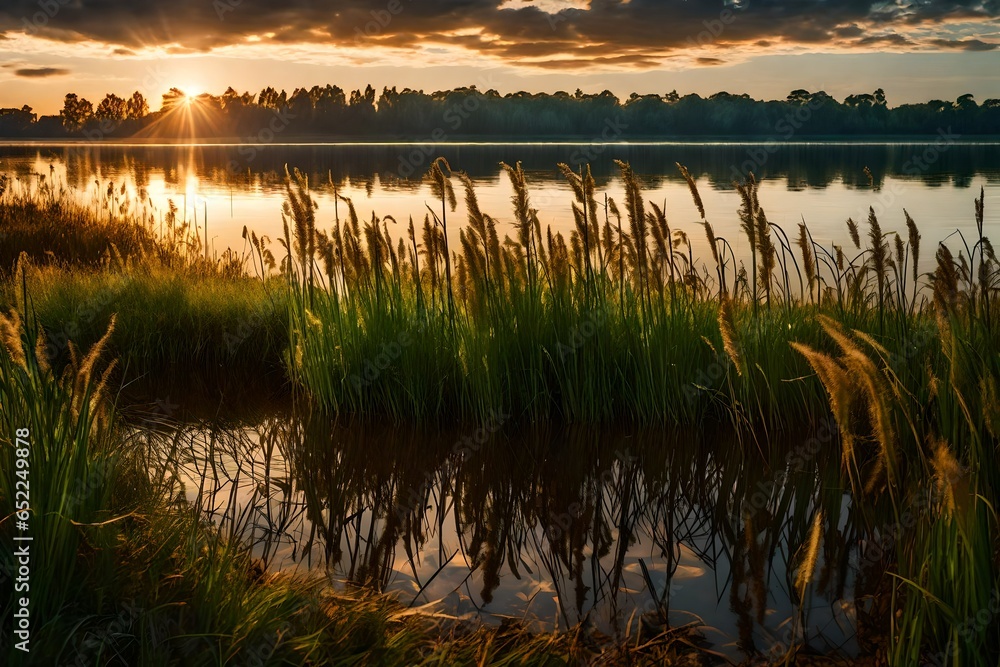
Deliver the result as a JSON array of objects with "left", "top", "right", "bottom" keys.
[
  {"left": 3, "top": 142, "right": 1000, "bottom": 189},
  {"left": 3, "top": 142, "right": 997, "bottom": 278},
  {"left": 139, "top": 406, "right": 883, "bottom": 660}
]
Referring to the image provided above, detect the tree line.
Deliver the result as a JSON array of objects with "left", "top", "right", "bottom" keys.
[{"left": 2, "top": 85, "right": 999, "bottom": 139}]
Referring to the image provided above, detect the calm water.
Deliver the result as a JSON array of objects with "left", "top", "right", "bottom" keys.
[
  {"left": 129, "top": 404, "right": 871, "bottom": 661},
  {"left": 2, "top": 141, "right": 1000, "bottom": 274}
]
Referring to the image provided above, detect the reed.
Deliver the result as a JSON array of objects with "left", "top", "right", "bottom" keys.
[
  {"left": 0, "top": 172, "right": 232, "bottom": 275},
  {"left": 286, "top": 160, "right": 950, "bottom": 429},
  {"left": 279, "top": 159, "right": 1000, "bottom": 662},
  {"left": 792, "top": 232, "right": 1000, "bottom": 665}
]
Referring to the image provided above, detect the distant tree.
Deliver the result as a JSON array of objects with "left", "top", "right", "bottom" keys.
[
  {"left": 314, "top": 84, "right": 345, "bottom": 112},
  {"left": 193, "top": 93, "right": 222, "bottom": 114},
  {"left": 220, "top": 86, "right": 246, "bottom": 111},
  {"left": 60, "top": 93, "right": 93, "bottom": 131},
  {"left": 956, "top": 93, "right": 977, "bottom": 110},
  {"left": 0, "top": 105, "right": 36, "bottom": 135},
  {"left": 95, "top": 93, "right": 127, "bottom": 122},
  {"left": 349, "top": 85, "right": 376, "bottom": 108},
  {"left": 7, "top": 83, "right": 1000, "bottom": 140},
  {"left": 287, "top": 87, "right": 313, "bottom": 118},
  {"left": 161, "top": 88, "right": 188, "bottom": 113},
  {"left": 12, "top": 105, "right": 37, "bottom": 123},
  {"left": 845, "top": 93, "right": 875, "bottom": 108},
  {"left": 787, "top": 89, "right": 812, "bottom": 105},
  {"left": 258, "top": 87, "right": 285, "bottom": 110},
  {"left": 125, "top": 91, "right": 149, "bottom": 120}
]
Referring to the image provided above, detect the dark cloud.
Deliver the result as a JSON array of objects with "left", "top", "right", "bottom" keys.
[
  {"left": 930, "top": 37, "right": 999, "bottom": 50},
  {"left": 0, "top": 0, "right": 997, "bottom": 68},
  {"left": 14, "top": 66, "right": 69, "bottom": 78},
  {"left": 697, "top": 57, "right": 725, "bottom": 66},
  {"left": 855, "top": 33, "right": 915, "bottom": 46},
  {"left": 835, "top": 24, "right": 865, "bottom": 38}
]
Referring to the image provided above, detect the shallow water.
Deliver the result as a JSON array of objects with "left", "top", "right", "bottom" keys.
[
  {"left": 2, "top": 141, "right": 999, "bottom": 276},
  {"left": 132, "top": 405, "right": 875, "bottom": 661}
]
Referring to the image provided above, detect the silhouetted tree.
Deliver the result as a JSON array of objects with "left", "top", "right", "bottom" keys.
[
  {"left": 161, "top": 88, "right": 189, "bottom": 113},
  {"left": 95, "top": 94, "right": 127, "bottom": 122},
  {"left": 126, "top": 91, "right": 149, "bottom": 120},
  {"left": 60, "top": 94, "right": 93, "bottom": 131},
  {"left": 5, "top": 84, "right": 1000, "bottom": 139}
]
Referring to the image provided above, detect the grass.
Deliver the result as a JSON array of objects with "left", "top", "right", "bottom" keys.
[
  {"left": 283, "top": 161, "right": 937, "bottom": 429},
  {"left": 0, "top": 299, "right": 709, "bottom": 665},
  {"left": 0, "top": 263, "right": 288, "bottom": 383},
  {"left": 0, "top": 173, "right": 289, "bottom": 383},
  {"left": 0, "top": 171, "right": 209, "bottom": 274},
  {"left": 2, "top": 158, "right": 1000, "bottom": 664},
  {"left": 276, "top": 160, "right": 1000, "bottom": 664}
]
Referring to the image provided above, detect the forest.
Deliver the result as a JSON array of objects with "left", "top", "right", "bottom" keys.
[{"left": 2, "top": 85, "right": 1000, "bottom": 139}]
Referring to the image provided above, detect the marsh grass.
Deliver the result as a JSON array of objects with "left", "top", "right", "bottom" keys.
[
  {"left": 0, "top": 172, "right": 233, "bottom": 275},
  {"left": 277, "top": 160, "right": 1000, "bottom": 663},
  {"left": 0, "top": 262, "right": 289, "bottom": 380},
  {"left": 285, "top": 161, "right": 936, "bottom": 428},
  {"left": 791, "top": 188, "right": 1000, "bottom": 665},
  {"left": 0, "top": 305, "right": 707, "bottom": 665},
  {"left": 0, "top": 175, "right": 289, "bottom": 381}
]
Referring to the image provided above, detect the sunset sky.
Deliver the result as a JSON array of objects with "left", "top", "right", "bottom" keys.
[{"left": 2, "top": 0, "right": 999, "bottom": 115}]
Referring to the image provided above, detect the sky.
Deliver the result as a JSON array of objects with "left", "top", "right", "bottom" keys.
[{"left": 1, "top": 0, "right": 999, "bottom": 115}]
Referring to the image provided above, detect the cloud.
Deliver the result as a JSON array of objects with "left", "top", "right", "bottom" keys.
[
  {"left": 835, "top": 24, "right": 865, "bottom": 38},
  {"left": 855, "top": 33, "right": 915, "bottom": 47},
  {"left": 930, "top": 37, "right": 999, "bottom": 50},
  {"left": 0, "top": 0, "right": 997, "bottom": 70},
  {"left": 14, "top": 66, "right": 69, "bottom": 78}
]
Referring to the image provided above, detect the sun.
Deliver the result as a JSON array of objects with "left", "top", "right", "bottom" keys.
[{"left": 180, "top": 84, "right": 206, "bottom": 101}]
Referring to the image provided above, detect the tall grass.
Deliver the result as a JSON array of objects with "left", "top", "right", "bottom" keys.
[
  {"left": 0, "top": 172, "right": 230, "bottom": 274},
  {"left": 278, "top": 160, "right": 1000, "bottom": 663},
  {"left": 0, "top": 174, "right": 289, "bottom": 382},
  {"left": 285, "top": 161, "right": 935, "bottom": 427},
  {"left": 0, "top": 262, "right": 288, "bottom": 381},
  {"left": 791, "top": 187, "right": 1000, "bottom": 666},
  {"left": 0, "top": 284, "right": 127, "bottom": 658},
  {"left": 0, "top": 294, "right": 710, "bottom": 665}
]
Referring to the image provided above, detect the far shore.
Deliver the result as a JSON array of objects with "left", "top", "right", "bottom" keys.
[{"left": 2, "top": 133, "right": 1000, "bottom": 147}]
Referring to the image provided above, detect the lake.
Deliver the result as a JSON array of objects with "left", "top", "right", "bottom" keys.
[{"left": 2, "top": 141, "right": 999, "bottom": 276}]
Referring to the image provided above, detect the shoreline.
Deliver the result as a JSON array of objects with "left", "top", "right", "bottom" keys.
[{"left": 2, "top": 134, "right": 1000, "bottom": 147}]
